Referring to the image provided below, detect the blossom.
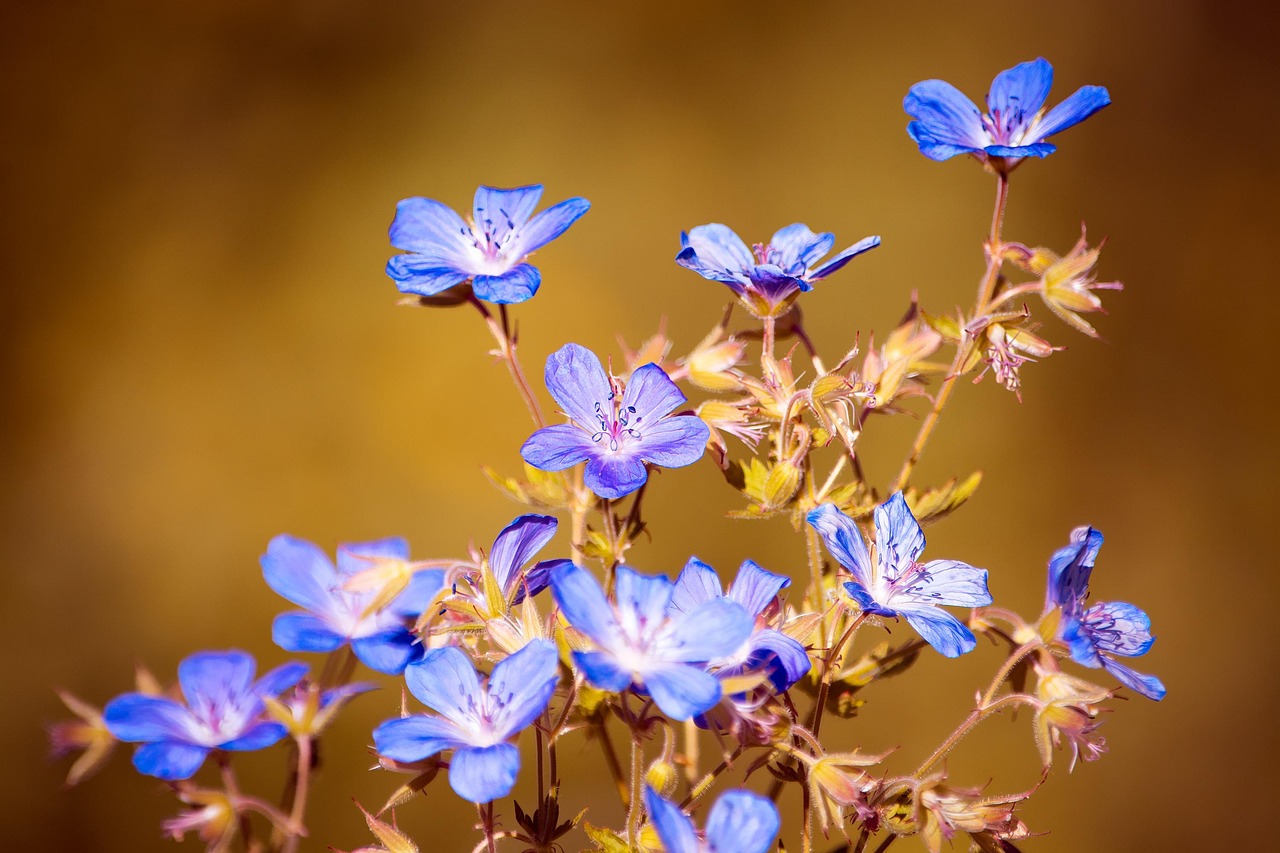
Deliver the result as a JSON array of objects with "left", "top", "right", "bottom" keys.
[
  {"left": 385, "top": 185, "right": 589, "bottom": 304},
  {"left": 550, "top": 562, "right": 752, "bottom": 720},
  {"left": 807, "top": 493, "right": 992, "bottom": 657},
  {"left": 262, "top": 535, "right": 445, "bottom": 675},
  {"left": 103, "top": 650, "right": 307, "bottom": 780},
  {"left": 668, "top": 557, "right": 810, "bottom": 692},
  {"left": 372, "top": 640, "right": 560, "bottom": 803},
  {"left": 47, "top": 690, "right": 116, "bottom": 786},
  {"left": 644, "top": 786, "right": 780, "bottom": 853},
  {"left": 1045, "top": 526, "right": 1166, "bottom": 700},
  {"left": 520, "top": 343, "right": 710, "bottom": 499},
  {"left": 676, "top": 223, "right": 880, "bottom": 318},
  {"left": 905, "top": 57, "right": 1110, "bottom": 164}
]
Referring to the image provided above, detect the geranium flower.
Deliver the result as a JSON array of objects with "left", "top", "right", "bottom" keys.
[
  {"left": 386, "top": 184, "right": 590, "bottom": 304},
  {"left": 1044, "top": 526, "right": 1166, "bottom": 700},
  {"left": 550, "top": 563, "right": 752, "bottom": 720},
  {"left": 668, "top": 557, "right": 810, "bottom": 692},
  {"left": 520, "top": 343, "right": 709, "bottom": 499},
  {"left": 676, "top": 223, "right": 879, "bottom": 318},
  {"left": 644, "top": 786, "right": 780, "bottom": 853},
  {"left": 372, "top": 640, "right": 560, "bottom": 803},
  {"left": 262, "top": 535, "right": 445, "bottom": 675},
  {"left": 807, "top": 493, "right": 992, "bottom": 657},
  {"left": 103, "top": 650, "right": 307, "bottom": 780},
  {"left": 905, "top": 57, "right": 1110, "bottom": 164}
]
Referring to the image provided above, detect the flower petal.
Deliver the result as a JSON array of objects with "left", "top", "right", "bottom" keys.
[
  {"left": 1032, "top": 85, "right": 1111, "bottom": 140},
  {"left": 984, "top": 142, "right": 1056, "bottom": 158},
  {"left": 336, "top": 537, "right": 410, "bottom": 577},
  {"left": 1100, "top": 656, "right": 1166, "bottom": 701},
  {"left": 769, "top": 223, "right": 835, "bottom": 273},
  {"left": 253, "top": 662, "right": 308, "bottom": 698},
  {"left": 131, "top": 741, "right": 209, "bottom": 780},
  {"left": 403, "top": 646, "right": 482, "bottom": 725},
  {"left": 906, "top": 121, "right": 981, "bottom": 161},
  {"left": 903, "top": 79, "right": 986, "bottom": 149},
  {"left": 352, "top": 629, "right": 422, "bottom": 675},
  {"left": 622, "top": 363, "right": 687, "bottom": 423},
  {"left": 659, "top": 598, "right": 752, "bottom": 663},
  {"left": 806, "top": 504, "right": 873, "bottom": 588},
  {"left": 388, "top": 197, "right": 475, "bottom": 259},
  {"left": 668, "top": 557, "right": 724, "bottom": 615},
  {"left": 616, "top": 565, "right": 675, "bottom": 628},
  {"left": 635, "top": 415, "right": 709, "bottom": 469},
  {"left": 987, "top": 58, "right": 1054, "bottom": 123},
  {"left": 583, "top": 453, "right": 648, "bottom": 499},
  {"left": 727, "top": 560, "right": 790, "bottom": 619},
  {"left": 473, "top": 263, "right": 541, "bottom": 304},
  {"left": 644, "top": 788, "right": 699, "bottom": 853},
  {"left": 643, "top": 663, "right": 722, "bottom": 720},
  {"left": 449, "top": 744, "right": 520, "bottom": 803},
  {"left": 386, "top": 256, "right": 473, "bottom": 296},
  {"left": 103, "top": 694, "right": 193, "bottom": 743},
  {"left": 550, "top": 562, "right": 620, "bottom": 647},
  {"left": 894, "top": 605, "right": 977, "bottom": 657},
  {"left": 743, "top": 629, "right": 811, "bottom": 692},
  {"left": 178, "top": 651, "right": 256, "bottom": 712},
  {"left": 911, "top": 560, "right": 992, "bottom": 608},
  {"left": 572, "top": 650, "right": 634, "bottom": 692},
  {"left": 489, "top": 515, "right": 558, "bottom": 593},
  {"left": 809, "top": 235, "right": 880, "bottom": 281},
  {"left": 486, "top": 640, "right": 560, "bottom": 738},
  {"left": 261, "top": 535, "right": 339, "bottom": 614},
  {"left": 521, "top": 424, "right": 597, "bottom": 471},
  {"left": 373, "top": 714, "right": 470, "bottom": 763},
  {"left": 472, "top": 185, "right": 543, "bottom": 245},
  {"left": 543, "top": 343, "right": 611, "bottom": 429},
  {"left": 513, "top": 558, "right": 566, "bottom": 604},
  {"left": 874, "top": 492, "right": 926, "bottom": 583},
  {"left": 272, "top": 612, "right": 346, "bottom": 654},
  {"left": 388, "top": 568, "right": 447, "bottom": 618},
  {"left": 219, "top": 721, "right": 287, "bottom": 752},
  {"left": 843, "top": 580, "right": 895, "bottom": 617},
  {"left": 679, "top": 224, "right": 754, "bottom": 277},
  {"left": 510, "top": 196, "right": 591, "bottom": 257},
  {"left": 705, "top": 790, "right": 781, "bottom": 853},
  {"left": 1046, "top": 526, "right": 1103, "bottom": 615},
  {"left": 1082, "top": 601, "right": 1155, "bottom": 657}
]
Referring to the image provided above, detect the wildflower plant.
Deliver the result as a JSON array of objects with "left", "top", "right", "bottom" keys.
[{"left": 53, "top": 56, "right": 1163, "bottom": 853}]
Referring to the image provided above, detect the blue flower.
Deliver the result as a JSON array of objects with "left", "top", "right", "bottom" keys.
[
  {"left": 262, "top": 535, "right": 445, "bottom": 675},
  {"left": 372, "top": 640, "right": 560, "bottom": 803},
  {"left": 905, "top": 57, "right": 1110, "bottom": 164},
  {"left": 1045, "top": 526, "right": 1166, "bottom": 700},
  {"left": 807, "top": 493, "right": 992, "bottom": 657},
  {"left": 669, "top": 558, "right": 810, "bottom": 692},
  {"left": 520, "top": 343, "right": 710, "bottom": 500},
  {"left": 485, "top": 514, "right": 571, "bottom": 605},
  {"left": 103, "top": 650, "right": 307, "bottom": 780},
  {"left": 644, "top": 786, "right": 780, "bottom": 853},
  {"left": 550, "top": 563, "right": 753, "bottom": 720},
  {"left": 386, "top": 184, "right": 590, "bottom": 304},
  {"left": 676, "top": 223, "right": 880, "bottom": 318}
]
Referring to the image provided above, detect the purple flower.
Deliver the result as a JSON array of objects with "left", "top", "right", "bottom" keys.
[
  {"left": 372, "top": 640, "right": 560, "bottom": 803},
  {"left": 669, "top": 558, "right": 810, "bottom": 692},
  {"left": 807, "top": 493, "right": 992, "bottom": 658},
  {"left": 905, "top": 57, "right": 1110, "bottom": 164},
  {"left": 485, "top": 514, "right": 570, "bottom": 605},
  {"left": 520, "top": 343, "right": 710, "bottom": 500},
  {"left": 262, "top": 535, "right": 445, "bottom": 675},
  {"left": 386, "top": 184, "right": 590, "bottom": 304},
  {"left": 103, "top": 650, "right": 307, "bottom": 780},
  {"left": 644, "top": 786, "right": 780, "bottom": 853},
  {"left": 676, "top": 223, "right": 879, "bottom": 318},
  {"left": 1045, "top": 526, "right": 1165, "bottom": 700},
  {"left": 550, "top": 563, "right": 752, "bottom": 720}
]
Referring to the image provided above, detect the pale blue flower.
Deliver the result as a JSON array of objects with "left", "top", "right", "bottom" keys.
[{"left": 645, "top": 786, "right": 780, "bottom": 853}]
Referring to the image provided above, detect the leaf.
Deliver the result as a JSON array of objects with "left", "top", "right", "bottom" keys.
[
  {"left": 904, "top": 472, "right": 982, "bottom": 524},
  {"left": 582, "top": 822, "right": 633, "bottom": 853}
]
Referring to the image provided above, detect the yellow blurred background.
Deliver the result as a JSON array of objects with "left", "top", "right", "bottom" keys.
[{"left": 4, "top": 1, "right": 1276, "bottom": 849}]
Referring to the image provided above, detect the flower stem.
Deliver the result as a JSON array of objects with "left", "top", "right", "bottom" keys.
[
  {"left": 594, "top": 713, "right": 630, "bottom": 808},
  {"left": 468, "top": 295, "right": 545, "bottom": 428},
  {"left": 913, "top": 693, "right": 1037, "bottom": 779},
  {"left": 811, "top": 612, "right": 868, "bottom": 741},
  {"left": 980, "top": 639, "right": 1041, "bottom": 708},
  {"left": 892, "top": 172, "right": 1009, "bottom": 493},
  {"left": 279, "top": 736, "right": 312, "bottom": 853},
  {"left": 627, "top": 733, "right": 644, "bottom": 848},
  {"left": 762, "top": 315, "right": 777, "bottom": 363}
]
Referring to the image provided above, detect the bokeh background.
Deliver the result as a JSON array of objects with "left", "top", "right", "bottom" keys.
[{"left": 4, "top": 1, "right": 1276, "bottom": 850}]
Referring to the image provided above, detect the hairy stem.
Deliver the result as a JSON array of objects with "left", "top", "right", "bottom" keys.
[
  {"left": 279, "top": 736, "right": 312, "bottom": 853},
  {"left": 469, "top": 295, "right": 545, "bottom": 428}
]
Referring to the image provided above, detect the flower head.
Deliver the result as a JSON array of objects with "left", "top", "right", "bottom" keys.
[
  {"left": 644, "top": 786, "right": 780, "bottom": 853},
  {"left": 386, "top": 185, "right": 590, "bottom": 304},
  {"left": 520, "top": 343, "right": 710, "bottom": 499},
  {"left": 103, "top": 650, "right": 307, "bottom": 780},
  {"left": 905, "top": 57, "right": 1110, "bottom": 166},
  {"left": 1045, "top": 526, "right": 1166, "bottom": 700},
  {"left": 262, "top": 535, "right": 445, "bottom": 675},
  {"left": 668, "top": 557, "right": 810, "bottom": 692},
  {"left": 807, "top": 493, "right": 992, "bottom": 657},
  {"left": 48, "top": 690, "right": 116, "bottom": 786},
  {"left": 550, "top": 562, "right": 752, "bottom": 720},
  {"left": 677, "top": 223, "right": 879, "bottom": 318},
  {"left": 372, "top": 640, "right": 560, "bottom": 803}
]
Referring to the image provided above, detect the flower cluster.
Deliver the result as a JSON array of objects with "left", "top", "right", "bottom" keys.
[{"left": 52, "top": 56, "right": 1163, "bottom": 853}]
